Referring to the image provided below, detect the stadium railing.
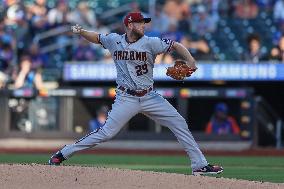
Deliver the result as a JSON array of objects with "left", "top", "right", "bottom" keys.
[{"left": 254, "top": 96, "right": 283, "bottom": 149}]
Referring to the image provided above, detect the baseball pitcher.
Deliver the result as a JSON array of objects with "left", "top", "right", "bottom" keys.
[{"left": 49, "top": 12, "right": 223, "bottom": 175}]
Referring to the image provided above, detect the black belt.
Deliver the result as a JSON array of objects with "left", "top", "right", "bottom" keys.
[{"left": 118, "top": 86, "right": 152, "bottom": 97}]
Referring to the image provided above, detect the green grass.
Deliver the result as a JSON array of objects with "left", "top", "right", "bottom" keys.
[{"left": 0, "top": 153, "right": 284, "bottom": 183}]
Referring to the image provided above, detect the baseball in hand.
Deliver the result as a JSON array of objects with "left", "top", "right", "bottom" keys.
[{"left": 71, "top": 24, "right": 82, "bottom": 34}]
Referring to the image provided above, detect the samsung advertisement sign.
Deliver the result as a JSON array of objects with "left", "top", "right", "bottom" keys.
[{"left": 63, "top": 62, "right": 284, "bottom": 81}]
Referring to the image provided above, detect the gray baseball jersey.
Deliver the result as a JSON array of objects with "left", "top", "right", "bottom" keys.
[
  {"left": 59, "top": 33, "right": 208, "bottom": 171},
  {"left": 99, "top": 33, "right": 173, "bottom": 90}
]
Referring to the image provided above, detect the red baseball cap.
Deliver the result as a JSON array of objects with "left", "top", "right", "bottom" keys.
[{"left": 123, "top": 12, "right": 151, "bottom": 26}]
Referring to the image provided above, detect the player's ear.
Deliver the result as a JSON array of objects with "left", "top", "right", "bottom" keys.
[{"left": 127, "top": 22, "right": 133, "bottom": 29}]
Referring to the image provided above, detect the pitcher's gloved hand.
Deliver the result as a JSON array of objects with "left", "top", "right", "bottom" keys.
[
  {"left": 71, "top": 24, "right": 82, "bottom": 34},
  {"left": 166, "top": 60, "right": 197, "bottom": 80}
]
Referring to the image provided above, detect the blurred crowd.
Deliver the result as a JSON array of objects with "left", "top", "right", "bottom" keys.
[{"left": 0, "top": 0, "right": 284, "bottom": 89}]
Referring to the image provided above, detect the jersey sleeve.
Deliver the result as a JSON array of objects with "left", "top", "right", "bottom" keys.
[
  {"left": 98, "top": 33, "right": 119, "bottom": 50},
  {"left": 150, "top": 37, "right": 175, "bottom": 55}
]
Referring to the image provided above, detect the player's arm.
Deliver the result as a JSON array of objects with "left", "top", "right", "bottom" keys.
[
  {"left": 171, "top": 42, "right": 197, "bottom": 70},
  {"left": 71, "top": 24, "right": 100, "bottom": 44}
]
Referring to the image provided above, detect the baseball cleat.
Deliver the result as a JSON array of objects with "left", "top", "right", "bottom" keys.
[
  {"left": 48, "top": 151, "right": 66, "bottom": 166},
  {"left": 192, "top": 164, "right": 223, "bottom": 176}
]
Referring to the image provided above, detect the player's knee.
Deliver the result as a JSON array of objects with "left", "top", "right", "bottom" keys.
[
  {"left": 180, "top": 120, "right": 188, "bottom": 128},
  {"left": 172, "top": 116, "right": 188, "bottom": 129}
]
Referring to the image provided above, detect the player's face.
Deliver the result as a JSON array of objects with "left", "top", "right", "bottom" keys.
[
  {"left": 130, "top": 21, "right": 145, "bottom": 38},
  {"left": 216, "top": 111, "right": 227, "bottom": 120}
]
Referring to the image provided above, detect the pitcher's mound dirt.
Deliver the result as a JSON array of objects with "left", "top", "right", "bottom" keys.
[{"left": 0, "top": 164, "right": 283, "bottom": 189}]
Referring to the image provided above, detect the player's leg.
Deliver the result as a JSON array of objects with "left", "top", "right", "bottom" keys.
[
  {"left": 141, "top": 92, "right": 208, "bottom": 171},
  {"left": 49, "top": 93, "right": 141, "bottom": 165}
]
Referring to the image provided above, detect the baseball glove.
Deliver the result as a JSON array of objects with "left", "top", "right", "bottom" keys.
[{"left": 166, "top": 60, "right": 197, "bottom": 80}]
